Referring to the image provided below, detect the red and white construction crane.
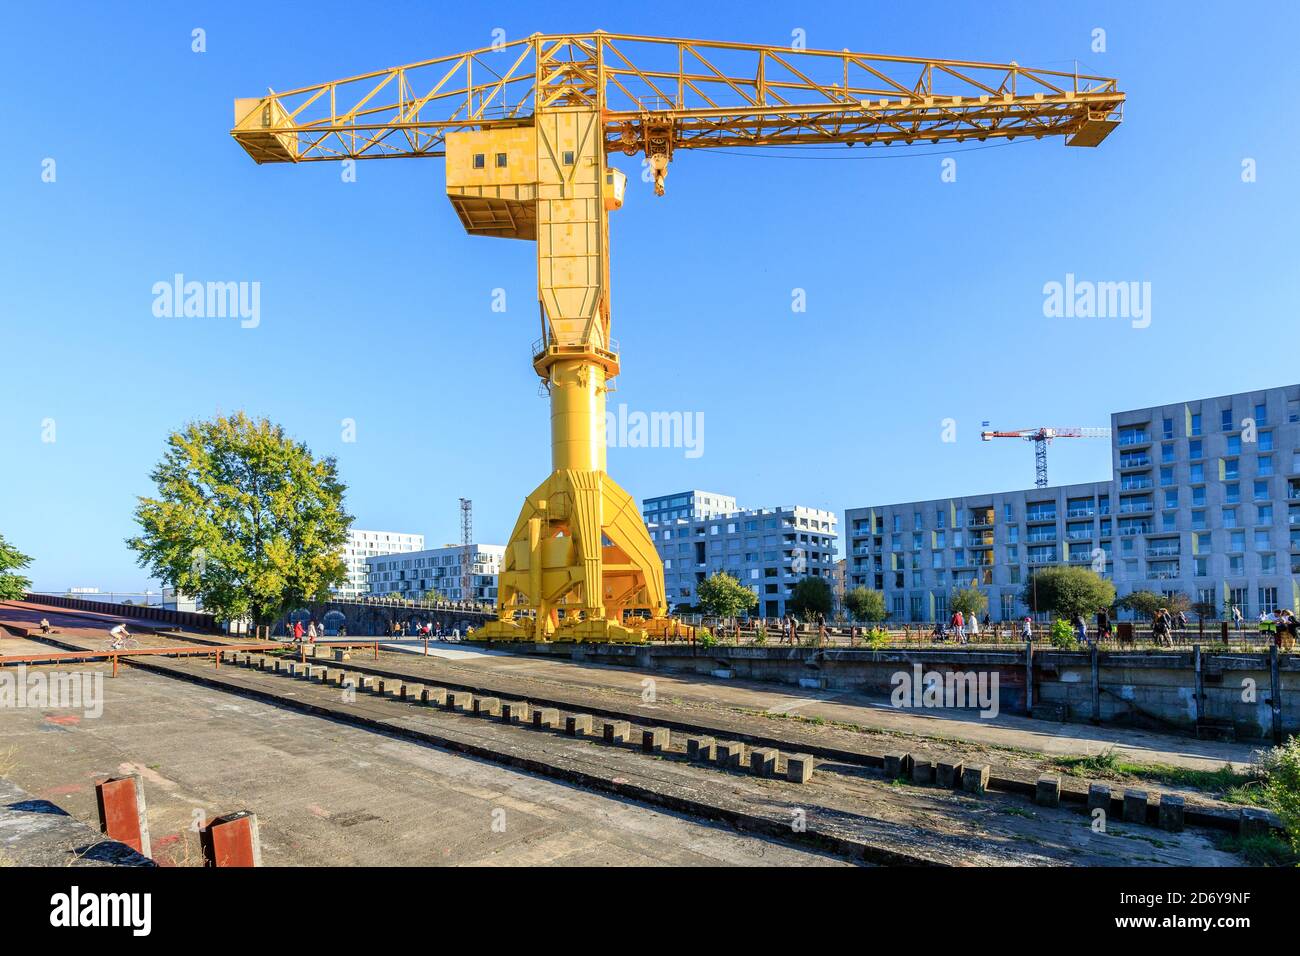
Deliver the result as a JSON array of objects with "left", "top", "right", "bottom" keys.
[{"left": 980, "top": 424, "right": 1111, "bottom": 488}]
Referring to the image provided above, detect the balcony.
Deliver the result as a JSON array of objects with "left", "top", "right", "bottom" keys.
[
  {"left": 1066, "top": 530, "right": 1094, "bottom": 541},
  {"left": 1146, "top": 547, "right": 1181, "bottom": 558},
  {"left": 1025, "top": 511, "right": 1057, "bottom": 523},
  {"left": 1118, "top": 503, "right": 1154, "bottom": 515},
  {"left": 1066, "top": 508, "right": 1096, "bottom": 518},
  {"left": 1118, "top": 431, "right": 1152, "bottom": 447},
  {"left": 1119, "top": 478, "right": 1153, "bottom": 491},
  {"left": 1119, "top": 455, "right": 1151, "bottom": 470},
  {"left": 1027, "top": 552, "right": 1059, "bottom": 566}
]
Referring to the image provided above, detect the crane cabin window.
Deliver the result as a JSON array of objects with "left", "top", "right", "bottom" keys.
[
  {"left": 562, "top": 150, "right": 575, "bottom": 165},
  {"left": 472, "top": 153, "right": 486, "bottom": 169},
  {"left": 495, "top": 153, "right": 507, "bottom": 168}
]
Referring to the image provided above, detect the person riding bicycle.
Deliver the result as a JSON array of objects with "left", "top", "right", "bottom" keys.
[{"left": 108, "top": 623, "right": 132, "bottom": 649}]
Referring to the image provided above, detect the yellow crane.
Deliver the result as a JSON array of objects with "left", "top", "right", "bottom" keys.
[{"left": 232, "top": 32, "right": 1123, "bottom": 643}]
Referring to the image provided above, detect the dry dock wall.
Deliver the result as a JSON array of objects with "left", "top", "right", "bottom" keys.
[{"left": 480, "top": 641, "right": 1296, "bottom": 742}]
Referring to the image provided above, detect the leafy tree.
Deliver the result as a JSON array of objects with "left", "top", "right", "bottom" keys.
[
  {"left": 1191, "top": 598, "right": 1218, "bottom": 621},
  {"left": 845, "top": 585, "right": 887, "bottom": 623},
  {"left": 1116, "top": 589, "right": 1163, "bottom": 621},
  {"left": 1022, "top": 566, "right": 1116, "bottom": 620},
  {"left": 1163, "top": 592, "right": 1192, "bottom": 617},
  {"left": 787, "top": 576, "right": 834, "bottom": 620},
  {"left": 696, "top": 572, "right": 758, "bottom": 621},
  {"left": 0, "top": 534, "right": 33, "bottom": 601},
  {"left": 127, "top": 412, "right": 351, "bottom": 627},
  {"left": 949, "top": 586, "right": 988, "bottom": 620}
]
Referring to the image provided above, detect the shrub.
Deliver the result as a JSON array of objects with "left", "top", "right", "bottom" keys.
[
  {"left": 697, "top": 627, "right": 717, "bottom": 648},
  {"left": 1048, "top": 618, "right": 1078, "bottom": 650},
  {"left": 1259, "top": 736, "right": 1300, "bottom": 853}
]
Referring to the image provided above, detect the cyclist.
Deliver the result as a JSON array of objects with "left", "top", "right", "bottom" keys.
[{"left": 108, "top": 622, "right": 132, "bottom": 650}]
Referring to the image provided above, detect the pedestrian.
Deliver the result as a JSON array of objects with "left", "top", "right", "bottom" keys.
[
  {"left": 969, "top": 613, "right": 981, "bottom": 640},
  {"left": 951, "top": 609, "right": 965, "bottom": 644},
  {"left": 1232, "top": 604, "right": 1243, "bottom": 629},
  {"left": 1021, "top": 616, "right": 1034, "bottom": 642},
  {"left": 1071, "top": 611, "right": 1088, "bottom": 646},
  {"left": 307, "top": 620, "right": 317, "bottom": 642},
  {"left": 293, "top": 618, "right": 304, "bottom": 642},
  {"left": 982, "top": 612, "right": 991, "bottom": 632},
  {"left": 1096, "top": 607, "right": 1112, "bottom": 643}
]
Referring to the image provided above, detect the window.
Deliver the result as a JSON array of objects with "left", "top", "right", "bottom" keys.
[
  {"left": 561, "top": 150, "right": 575, "bottom": 165},
  {"left": 1162, "top": 417, "right": 1174, "bottom": 439},
  {"left": 1190, "top": 463, "right": 1204, "bottom": 483},
  {"left": 1260, "top": 587, "right": 1278, "bottom": 614},
  {"left": 1160, "top": 467, "right": 1174, "bottom": 487},
  {"left": 1221, "top": 408, "right": 1233, "bottom": 431},
  {"left": 472, "top": 153, "right": 486, "bottom": 169},
  {"left": 1164, "top": 489, "right": 1179, "bottom": 509},
  {"left": 1190, "top": 413, "right": 1202, "bottom": 436},
  {"left": 1230, "top": 530, "right": 1245, "bottom": 551},
  {"left": 1255, "top": 480, "right": 1270, "bottom": 501},
  {"left": 1258, "top": 504, "right": 1273, "bottom": 523},
  {"left": 1227, "top": 435, "right": 1242, "bottom": 455},
  {"left": 1260, "top": 456, "right": 1274, "bottom": 477},
  {"left": 1224, "top": 508, "right": 1239, "bottom": 528},
  {"left": 1225, "top": 483, "right": 1240, "bottom": 505},
  {"left": 1259, "top": 430, "right": 1274, "bottom": 451},
  {"left": 1189, "top": 439, "right": 1203, "bottom": 459},
  {"left": 1255, "top": 529, "right": 1271, "bottom": 549},
  {"left": 495, "top": 152, "right": 508, "bottom": 168},
  {"left": 1255, "top": 402, "right": 1268, "bottom": 427}
]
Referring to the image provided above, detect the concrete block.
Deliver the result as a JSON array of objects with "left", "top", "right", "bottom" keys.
[
  {"left": 641, "top": 727, "right": 670, "bottom": 753},
  {"left": 1122, "top": 790, "right": 1148, "bottom": 824},
  {"left": 333, "top": 649, "right": 350, "bottom": 662},
  {"left": 1240, "top": 807, "right": 1272, "bottom": 838},
  {"left": 565, "top": 714, "right": 593, "bottom": 736},
  {"left": 421, "top": 687, "right": 447, "bottom": 706},
  {"left": 474, "top": 697, "right": 501, "bottom": 717},
  {"left": 786, "top": 754, "right": 814, "bottom": 784},
  {"left": 750, "top": 747, "right": 778, "bottom": 777},
  {"left": 313, "top": 667, "right": 333, "bottom": 684},
  {"left": 687, "top": 737, "right": 716, "bottom": 762},
  {"left": 716, "top": 741, "right": 746, "bottom": 769},
  {"left": 1035, "top": 775, "right": 1061, "bottom": 808},
  {"left": 936, "top": 758, "right": 964, "bottom": 789},
  {"left": 532, "top": 707, "right": 560, "bottom": 729},
  {"left": 501, "top": 701, "right": 531, "bottom": 724},
  {"left": 603, "top": 720, "right": 631, "bottom": 744},
  {"left": 911, "top": 759, "right": 935, "bottom": 785},
  {"left": 1087, "top": 783, "right": 1111, "bottom": 815},
  {"left": 399, "top": 684, "right": 421, "bottom": 701},
  {"left": 961, "top": 764, "right": 990, "bottom": 795},
  {"left": 447, "top": 691, "right": 474, "bottom": 712},
  {"left": 1158, "top": 794, "right": 1184, "bottom": 833},
  {"left": 883, "top": 752, "right": 913, "bottom": 779}
]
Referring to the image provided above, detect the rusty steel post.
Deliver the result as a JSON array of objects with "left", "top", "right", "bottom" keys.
[
  {"left": 95, "top": 775, "right": 152, "bottom": 858},
  {"left": 199, "top": 811, "right": 262, "bottom": 867}
]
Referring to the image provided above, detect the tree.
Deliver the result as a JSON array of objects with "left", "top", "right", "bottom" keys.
[
  {"left": 0, "top": 534, "right": 33, "bottom": 601},
  {"left": 1116, "top": 589, "right": 1163, "bottom": 621},
  {"left": 1191, "top": 598, "right": 1218, "bottom": 622},
  {"left": 127, "top": 412, "right": 351, "bottom": 627},
  {"left": 845, "top": 585, "right": 887, "bottom": 623},
  {"left": 949, "top": 586, "right": 988, "bottom": 620},
  {"left": 696, "top": 572, "right": 758, "bottom": 621},
  {"left": 787, "top": 576, "right": 834, "bottom": 620},
  {"left": 1022, "top": 566, "right": 1116, "bottom": 620}
]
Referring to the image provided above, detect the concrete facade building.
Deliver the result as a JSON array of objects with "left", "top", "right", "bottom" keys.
[
  {"left": 337, "top": 529, "right": 425, "bottom": 598},
  {"left": 645, "top": 492, "right": 838, "bottom": 618},
  {"left": 845, "top": 383, "right": 1300, "bottom": 622},
  {"left": 366, "top": 543, "right": 505, "bottom": 603},
  {"left": 641, "top": 490, "right": 738, "bottom": 525}
]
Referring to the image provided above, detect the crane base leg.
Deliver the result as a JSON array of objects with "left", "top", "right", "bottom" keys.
[{"left": 468, "top": 468, "right": 675, "bottom": 644}]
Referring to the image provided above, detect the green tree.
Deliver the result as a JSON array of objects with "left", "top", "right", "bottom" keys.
[
  {"left": 0, "top": 534, "right": 33, "bottom": 600},
  {"left": 845, "top": 585, "right": 887, "bottom": 622},
  {"left": 787, "top": 576, "right": 834, "bottom": 620},
  {"left": 949, "top": 586, "right": 988, "bottom": 620},
  {"left": 127, "top": 412, "right": 351, "bottom": 627},
  {"left": 1116, "top": 589, "right": 1163, "bottom": 621},
  {"left": 1022, "top": 566, "right": 1116, "bottom": 620},
  {"left": 696, "top": 571, "right": 758, "bottom": 621}
]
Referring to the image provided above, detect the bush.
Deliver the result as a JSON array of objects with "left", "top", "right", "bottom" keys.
[
  {"left": 1048, "top": 618, "right": 1078, "bottom": 650},
  {"left": 863, "top": 627, "right": 890, "bottom": 649},
  {"left": 752, "top": 623, "right": 768, "bottom": 645},
  {"left": 697, "top": 626, "right": 717, "bottom": 648},
  {"left": 1259, "top": 737, "right": 1300, "bottom": 853}
]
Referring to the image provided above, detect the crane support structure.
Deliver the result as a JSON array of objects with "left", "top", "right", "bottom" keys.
[
  {"left": 980, "top": 426, "right": 1112, "bottom": 488},
  {"left": 233, "top": 33, "right": 1123, "bottom": 642}
]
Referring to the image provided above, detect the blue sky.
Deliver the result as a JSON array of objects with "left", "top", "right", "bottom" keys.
[{"left": 2, "top": 0, "right": 1298, "bottom": 591}]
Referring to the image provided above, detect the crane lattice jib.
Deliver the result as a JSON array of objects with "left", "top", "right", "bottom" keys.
[{"left": 231, "top": 32, "right": 1124, "bottom": 165}]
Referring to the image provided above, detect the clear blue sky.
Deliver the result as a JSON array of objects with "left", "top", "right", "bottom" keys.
[{"left": 2, "top": 0, "right": 1297, "bottom": 592}]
